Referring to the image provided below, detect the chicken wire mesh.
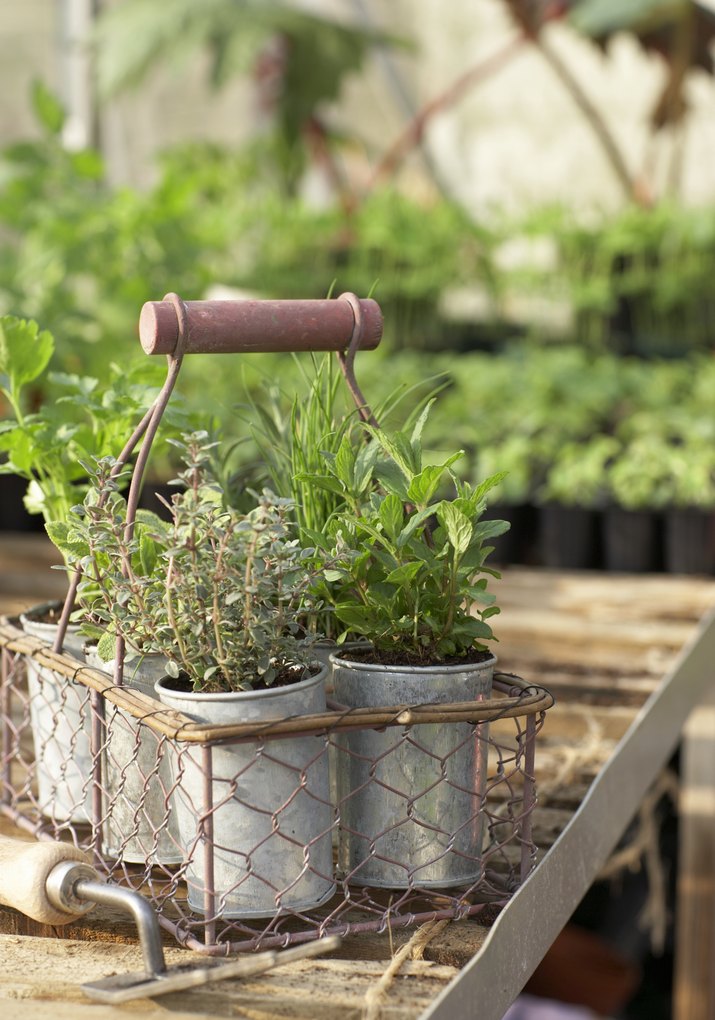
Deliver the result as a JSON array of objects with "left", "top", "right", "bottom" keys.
[{"left": 0, "top": 618, "right": 553, "bottom": 954}]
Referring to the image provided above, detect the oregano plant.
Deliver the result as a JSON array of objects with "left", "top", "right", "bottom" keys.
[{"left": 58, "top": 432, "right": 325, "bottom": 692}]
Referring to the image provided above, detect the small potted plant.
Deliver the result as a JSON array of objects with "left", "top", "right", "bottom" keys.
[
  {"left": 660, "top": 439, "right": 715, "bottom": 575},
  {"left": 603, "top": 403, "right": 715, "bottom": 575},
  {"left": 68, "top": 431, "right": 335, "bottom": 917},
  {"left": 605, "top": 432, "right": 668, "bottom": 573},
  {"left": 50, "top": 465, "right": 184, "bottom": 865},
  {"left": 0, "top": 314, "right": 179, "bottom": 823},
  {"left": 234, "top": 352, "right": 445, "bottom": 653},
  {"left": 609, "top": 429, "right": 715, "bottom": 575},
  {"left": 232, "top": 353, "right": 365, "bottom": 657},
  {"left": 537, "top": 435, "right": 619, "bottom": 570},
  {"left": 475, "top": 435, "right": 538, "bottom": 566},
  {"left": 303, "top": 405, "right": 509, "bottom": 888}
]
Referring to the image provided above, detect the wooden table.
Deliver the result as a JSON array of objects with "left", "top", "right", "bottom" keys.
[{"left": 1, "top": 535, "right": 714, "bottom": 1019}]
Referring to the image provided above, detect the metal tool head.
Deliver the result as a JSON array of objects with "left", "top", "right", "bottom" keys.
[
  {"left": 64, "top": 867, "right": 339, "bottom": 1004},
  {"left": 81, "top": 935, "right": 341, "bottom": 1004}
]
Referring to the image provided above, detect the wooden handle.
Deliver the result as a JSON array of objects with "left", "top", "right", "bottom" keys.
[
  {"left": 0, "top": 834, "right": 94, "bottom": 925},
  {"left": 138, "top": 297, "right": 383, "bottom": 356}
]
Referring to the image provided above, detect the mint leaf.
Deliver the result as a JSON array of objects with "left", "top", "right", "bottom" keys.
[
  {"left": 378, "top": 492, "right": 403, "bottom": 540},
  {"left": 0, "top": 316, "right": 54, "bottom": 396},
  {"left": 406, "top": 464, "right": 444, "bottom": 508},
  {"left": 437, "top": 502, "right": 473, "bottom": 558}
]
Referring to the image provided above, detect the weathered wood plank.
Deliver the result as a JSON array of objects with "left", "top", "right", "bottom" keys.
[
  {"left": 496, "top": 609, "right": 695, "bottom": 672},
  {"left": 491, "top": 701, "right": 636, "bottom": 744},
  {"left": 500, "top": 663, "right": 660, "bottom": 703},
  {"left": 0, "top": 934, "right": 458, "bottom": 1019},
  {"left": 498, "top": 568, "right": 715, "bottom": 622}
]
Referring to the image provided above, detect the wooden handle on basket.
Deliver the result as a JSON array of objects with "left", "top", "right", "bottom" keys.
[
  {"left": 0, "top": 834, "right": 95, "bottom": 925},
  {"left": 138, "top": 297, "right": 383, "bottom": 356}
]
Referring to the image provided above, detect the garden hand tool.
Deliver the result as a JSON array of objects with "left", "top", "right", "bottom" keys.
[{"left": 0, "top": 833, "right": 339, "bottom": 1004}]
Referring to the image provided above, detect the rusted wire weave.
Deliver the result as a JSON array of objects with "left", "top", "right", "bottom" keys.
[{"left": 0, "top": 617, "right": 552, "bottom": 956}]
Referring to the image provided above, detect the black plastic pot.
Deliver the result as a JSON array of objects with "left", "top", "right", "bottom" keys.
[
  {"left": 538, "top": 503, "right": 601, "bottom": 570},
  {"left": 0, "top": 474, "right": 44, "bottom": 532},
  {"left": 664, "top": 507, "right": 715, "bottom": 575},
  {"left": 484, "top": 503, "right": 538, "bottom": 566},
  {"left": 602, "top": 507, "right": 662, "bottom": 573}
]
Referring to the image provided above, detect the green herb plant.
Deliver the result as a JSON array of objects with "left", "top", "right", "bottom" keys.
[
  {"left": 609, "top": 434, "right": 715, "bottom": 511},
  {"left": 506, "top": 203, "right": 715, "bottom": 357},
  {"left": 0, "top": 315, "right": 179, "bottom": 561},
  {"left": 63, "top": 433, "right": 325, "bottom": 692},
  {"left": 234, "top": 355, "right": 358, "bottom": 532},
  {"left": 229, "top": 353, "right": 453, "bottom": 638},
  {"left": 304, "top": 405, "right": 509, "bottom": 664},
  {"left": 0, "top": 85, "right": 236, "bottom": 384},
  {"left": 539, "top": 435, "right": 620, "bottom": 509}
]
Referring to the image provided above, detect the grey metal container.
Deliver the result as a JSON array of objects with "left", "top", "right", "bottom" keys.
[
  {"left": 155, "top": 665, "right": 335, "bottom": 918},
  {"left": 84, "top": 646, "right": 183, "bottom": 865},
  {"left": 331, "top": 653, "right": 496, "bottom": 889},
  {"left": 312, "top": 640, "right": 371, "bottom": 849},
  {"left": 20, "top": 604, "right": 92, "bottom": 823}
]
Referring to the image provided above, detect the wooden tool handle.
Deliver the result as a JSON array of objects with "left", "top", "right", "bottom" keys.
[
  {"left": 138, "top": 297, "right": 383, "bottom": 356},
  {"left": 0, "top": 834, "right": 94, "bottom": 925}
]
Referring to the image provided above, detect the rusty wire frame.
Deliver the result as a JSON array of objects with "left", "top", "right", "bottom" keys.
[{"left": 0, "top": 621, "right": 553, "bottom": 954}]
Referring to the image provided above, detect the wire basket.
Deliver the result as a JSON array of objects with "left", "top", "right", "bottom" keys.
[
  {"left": 0, "top": 619, "right": 552, "bottom": 953},
  {"left": 1, "top": 293, "right": 554, "bottom": 953}
]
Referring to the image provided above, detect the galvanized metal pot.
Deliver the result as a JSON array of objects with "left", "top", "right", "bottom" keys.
[
  {"left": 20, "top": 604, "right": 92, "bottom": 823},
  {"left": 312, "top": 640, "right": 371, "bottom": 845},
  {"left": 155, "top": 665, "right": 335, "bottom": 918},
  {"left": 331, "top": 653, "right": 496, "bottom": 889},
  {"left": 84, "top": 645, "right": 182, "bottom": 866}
]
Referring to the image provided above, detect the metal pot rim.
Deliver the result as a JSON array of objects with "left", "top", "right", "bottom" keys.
[
  {"left": 329, "top": 653, "right": 497, "bottom": 676},
  {"left": 19, "top": 601, "right": 81, "bottom": 633},
  {"left": 154, "top": 662, "right": 328, "bottom": 704}
]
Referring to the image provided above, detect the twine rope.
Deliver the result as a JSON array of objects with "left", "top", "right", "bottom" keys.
[
  {"left": 539, "top": 708, "right": 613, "bottom": 800},
  {"left": 362, "top": 919, "right": 451, "bottom": 1020}
]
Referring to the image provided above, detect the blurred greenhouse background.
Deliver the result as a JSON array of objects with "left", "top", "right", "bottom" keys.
[{"left": 2, "top": 0, "right": 715, "bottom": 570}]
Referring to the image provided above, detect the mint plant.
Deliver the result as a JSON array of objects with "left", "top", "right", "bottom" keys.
[
  {"left": 303, "top": 405, "right": 509, "bottom": 664},
  {"left": 0, "top": 314, "right": 195, "bottom": 564}
]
